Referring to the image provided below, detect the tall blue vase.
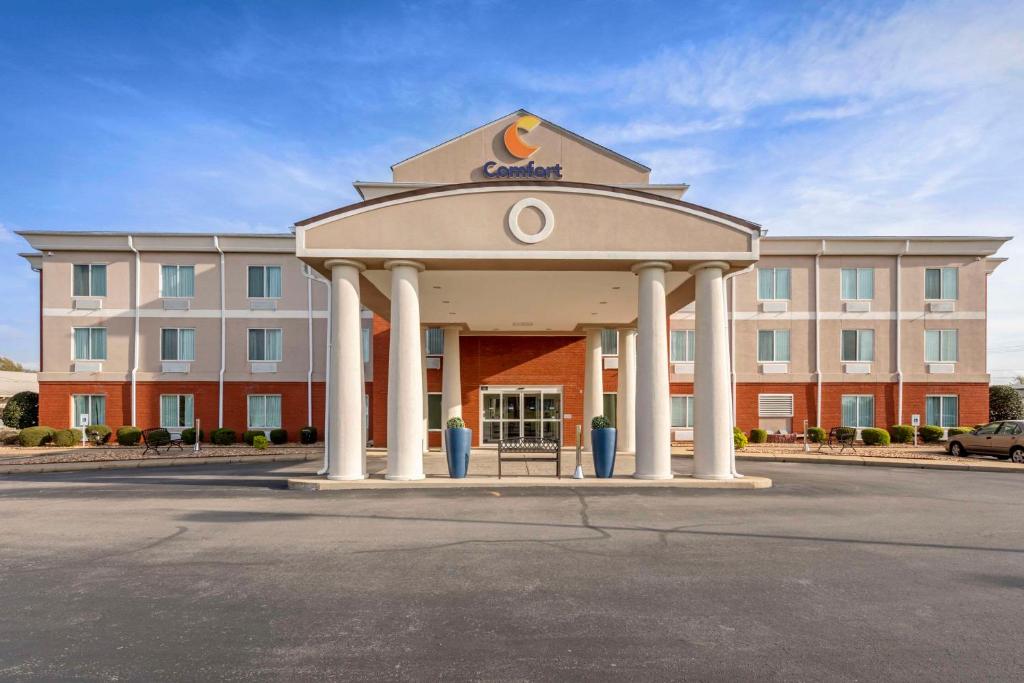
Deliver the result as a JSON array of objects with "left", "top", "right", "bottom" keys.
[
  {"left": 591, "top": 428, "right": 617, "bottom": 478},
  {"left": 445, "top": 428, "right": 472, "bottom": 478}
]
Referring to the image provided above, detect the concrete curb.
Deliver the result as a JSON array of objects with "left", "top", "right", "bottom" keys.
[
  {"left": 287, "top": 474, "right": 774, "bottom": 491},
  {"left": 735, "top": 452, "right": 1024, "bottom": 473},
  {"left": 0, "top": 453, "right": 322, "bottom": 475}
]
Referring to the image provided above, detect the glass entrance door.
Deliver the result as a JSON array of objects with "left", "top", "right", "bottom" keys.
[{"left": 481, "top": 387, "right": 561, "bottom": 445}]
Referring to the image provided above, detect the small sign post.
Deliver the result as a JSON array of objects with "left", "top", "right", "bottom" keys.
[
  {"left": 194, "top": 418, "right": 201, "bottom": 453},
  {"left": 572, "top": 424, "right": 584, "bottom": 479},
  {"left": 803, "top": 419, "right": 809, "bottom": 452},
  {"left": 911, "top": 414, "right": 921, "bottom": 446},
  {"left": 79, "top": 414, "right": 89, "bottom": 446}
]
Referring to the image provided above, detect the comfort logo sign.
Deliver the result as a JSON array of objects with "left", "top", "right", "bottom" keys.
[{"left": 483, "top": 115, "right": 563, "bottom": 180}]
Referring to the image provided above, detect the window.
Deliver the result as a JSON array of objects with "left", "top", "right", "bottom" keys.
[
  {"left": 925, "top": 267, "right": 958, "bottom": 300},
  {"left": 361, "top": 327, "right": 372, "bottom": 362},
  {"left": 72, "top": 264, "right": 107, "bottom": 297},
  {"left": 72, "top": 395, "right": 105, "bottom": 427},
  {"left": 247, "top": 395, "right": 282, "bottom": 429},
  {"left": 603, "top": 393, "right": 617, "bottom": 426},
  {"left": 925, "top": 395, "right": 959, "bottom": 428},
  {"left": 925, "top": 330, "right": 958, "bottom": 362},
  {"left": 757, "top": 330, "right": 791, "bottom": 362},
  {"left": 161, "top": 265, "right": 195, "bottom": 298},
  {"left": 841, "top": 268, "right": 874, "bottom": 300},
  {"left": 671, "top": 395, "right": 694, "bottom": 428},
  {"left": 73, "top": 328, "right": 107, "bottom": 360},
  {"left": 601, "top": 329, "right": 618, "bottom": 356},
  {"left": 425, "top": 327, "right": 444, "bottom": 356},
  {"left": 160, "top": 328, "right": 196, "bottom": 361},
  {"left": 247, "top": 265, "right": 282, "bottom": 298},
  {"left": 841, "top": 395, "right": 875, "bottom": 428},
  {"left": 427, "top": 393, "right": 442, "bottom": 430},
  {"left": 670, "top": 330, "right": 695, "bottom": 363},
  {"left": 841, "top": 329, "right": 874, "bottom": 362},
  {"left": 757, "top": 267, "right": 791, "bottom": 300},
  {"left": 160, "top": 394, "right": 194, "bottom": 429},
  {"left": 247, "top": 328, "right": 282, "bottom": 361}
]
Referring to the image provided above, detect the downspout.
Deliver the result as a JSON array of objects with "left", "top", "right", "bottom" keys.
[
  {"left": 128, "top": 235, "right": 140, "bottom": 426},
  {"left": 896, "top": 240, "right": 909, "bottom": 424},
  {"left": 213, "top": 236, "right": 225, "bottom": 428},
  {"left": 815, "top": 241, "right": 824, "bottom": 427},
  {"left": 301, "top": 265, "right": 331, "bottom": 476}
]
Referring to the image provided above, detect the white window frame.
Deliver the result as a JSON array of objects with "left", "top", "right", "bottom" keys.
[
  {"left": 670, "top": 330, "right": 695, "bottom": 363},
  {"left": 159, "top": 264, "right": 196, "bottom": 298},
  {"left": 924, "top": 329, "right": 958, "bottom": 363},
  {"left": 924, "top": 267, "right": 958, "bottom": 301},
  {"left": 670, "top": 395, "right": 695, "bottom": 428},
  {"left": 246, "top": 394, "right": 282, "bottom": 430},
  {"left": 424, "top": 328, "right": 444, "bottom": 356},
  {"left": 246, "top": 264, "right": 283, "bottom": 299},
  {"left": 601, "top": 329, "right": 619, "bottom": 356},
  {"left": 925, "top": 395, "right": 959, "bottom": 428},
  {"left": 427, "top": 392, "right": 443, "bottom": 431},
  {"left": 160, "top": 327, "right": 196, "bottom": 362},
  {"left": 72, "top": 327, "right": 108, "bottom": 361},
  {"left": 757, "top": 330, "right": 791, "bottom": 363},
  {"left": 72, "top": 263, "right": 107, "bottom": 298},
  {"left": 841, "top": 394, "right": 875, "bottom": 428},
  {"left": 71, "top": 394, "right": 106, "bottom": 427},
  {"left": 840, "top": 267, "right": 874, "bottom": 301},
  {"left": 757, "top": 267, "right": 792, "bottom": 301},
  {"left": 247, "top": 328, "right": 283, "bottom": 362},
  {"left": 841, "top": 329, "right": 874, "bottom": 362},
  {"left": 160, "top": 394, "right": 194, "bottom": 429}
]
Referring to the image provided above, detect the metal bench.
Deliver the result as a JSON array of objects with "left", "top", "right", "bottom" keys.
[
  {"left": 819, "top": 427, "right": 857, "bottom": 454},
  {"left": 498, "top": 437, "right": 561, "bottom": 479},
  {"left": 141, "top": 427, "right": 184, "bottom": 456}
]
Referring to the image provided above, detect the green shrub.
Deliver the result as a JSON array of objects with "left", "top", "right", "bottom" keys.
[
  {"left": 806, "top": 427, "right": 826, "bottom": 444},
  {"left": 836, "top": 427, "right": 856, "bottom": 442},
  {"left": 148, "top": 428, "right": 171, "bottom": 446},
  {"left": 861, "top": 428, "right": 890, "bottom": 446},
  {"left": 181, "top": 428, "right": 204, "bottom": 445},
  {"left": 116, "top": 426, "right": 142, "bottom": 446},
  {"left": 211, "top": 428, "right": 236, "bottom": 445},
  {"left": 990, "top": 385, "right": 1024, "bottom": 421},
  {"left": 269, "top": 428, "right": 287, "bottom": 445},
  {"left": 85, "top": 424, "right": 112, "bottom": 444},
  {"left": 919, "top": 425, "right": 945, "bottom": 443},
  {"left": 947, "top": 426, "right": 973, "bottom": 437},
  {"left": 749, "top": 428, "right": 768, "bottom": 444},
  {"left": 299, "top": 425, "right": 318, "bottom": 444},
  {"left": 446, "top": 417, "right": 465, "bottom": 430},
  {"left": 253, "top": 435, "right": 269, "bottom": 450},
  {"left": 889, "top": 424, "right": 915, "bottom": 444},
  {"left": 243, "top": 429, "right": 265, "bottom": 445},
  {"left": 733, "top": 427, "right": 747, "bottom": 450},
  {"left": 591, "top": 415, "right": 612, "bottom": 430},
  {"left": 18, "top": 426, "right": 55, "bottom": 447},
  {"left": 2, "top": 391, "right": 39, "bottom": 429},
  {"left": 52, "top": 428, "right": 84, "bottom": 447}
]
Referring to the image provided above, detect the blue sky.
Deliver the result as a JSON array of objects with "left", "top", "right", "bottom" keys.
[{"left": 1, "top": 0, "right": 1023, "bottom": 379}]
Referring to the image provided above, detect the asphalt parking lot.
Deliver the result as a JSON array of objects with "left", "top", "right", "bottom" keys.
[{"left": 1, "top": 460, "right": 1022, "bottom": 681}]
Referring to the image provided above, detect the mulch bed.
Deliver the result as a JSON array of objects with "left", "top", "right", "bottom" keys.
[{"left": 0, "top": 443, "right": 323, "bottom": 466}]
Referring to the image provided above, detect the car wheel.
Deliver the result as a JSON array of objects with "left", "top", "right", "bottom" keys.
[
  {"left": 949, "top": 441, "right": 968, "bottom": 458},
  {"left": 1011, "top": 447, "right": 1024, "bottom": 464}
]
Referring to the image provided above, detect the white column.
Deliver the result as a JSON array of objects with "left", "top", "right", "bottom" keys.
[
  {"left": 422, "top": 328, "right": 429, "bottom": 454},
  {"left": 633, "top": 262, "right": 673, "bottom": 479},
  {"left": 325, "top": 259, "right": 366, "bottom": 480},
  {"left": 617, "top": 328, "right": 637, "bottom": 455},
  {"left": 583, "top": 328, "right": 604, "bottom": 451},
  {"left": 691, "top": 261, "right": 734, "bottom": 480},
  {"left": 385, "top": 260, "right": 426, "bottom": 480},
  {"left": 441, "top": 326, "right": 462, "bottom": 441}
]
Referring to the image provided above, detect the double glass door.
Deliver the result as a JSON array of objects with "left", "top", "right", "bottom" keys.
[{"left": 481, "top": 388, "right": 561, "bottom": 444}]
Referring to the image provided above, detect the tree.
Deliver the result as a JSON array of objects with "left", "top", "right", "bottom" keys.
[
  {"left": 2, "top": 391, "right": 39, "bottom": 429},
  {"left": 989, "top": 385, "right": 1024, "bottom": 422},
  {"left": 0, "top": 356, "right": 26, "bottom": 372}
]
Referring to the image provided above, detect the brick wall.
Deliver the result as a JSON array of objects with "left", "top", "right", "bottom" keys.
[
  {"left": 38, "top": 381, "right": 132, "bottom": 429},
  {"left": 902, "top": 382, "right": 989, "bottom": 427}
]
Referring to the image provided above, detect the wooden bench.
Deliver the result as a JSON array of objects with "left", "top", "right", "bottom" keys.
[
  {"left": 819, "top": 427, "right": 857, "bottom": 454},
  {"left": 141, "top": 428, "right": 184, "bottom": 456},
  {"left": 498, "top": 437, "right": 561, "bottom": 479}
]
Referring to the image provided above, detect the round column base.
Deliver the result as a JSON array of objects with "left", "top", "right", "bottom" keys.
[
  {"left": 693, "top": 473, "right": 736, "bottom": 481},
  {"left": 327, "top": 473, "right": 366, "bottom": 481},
  {"left": 385, "top": 473, "right": 426, "bottom": 481},
  {"left": 633, "top": 472, "right": 674, "bottom": 480}
]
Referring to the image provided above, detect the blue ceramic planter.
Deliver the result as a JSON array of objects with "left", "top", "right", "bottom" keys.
[
  {"left": 445, "top": 428, "right": 472, "bottom": 478},
  {"left": 591, "top": 428, "right": 617, "bottom": 478}
]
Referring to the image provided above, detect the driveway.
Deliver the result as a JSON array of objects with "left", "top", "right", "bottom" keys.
[{"left": 1, "top": 461, "right": 1022, "bottom": 680}]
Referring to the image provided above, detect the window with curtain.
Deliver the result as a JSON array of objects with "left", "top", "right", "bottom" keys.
[
  {"left": 247, "top": 265, "right": 282, "bottom": 298},
  {"left": 72, "top": 264, "right": 107, "bottom": 297},
  {"left": 601, "top": 329, "right": 618, "bottom": 356},
  {"left": 72, "top": 395, "right": 106, "bottom": 426},
  {"left": 247, "top": 395, "right": 282, "bottom": 429},
  {"left": 757, "top": 330, "right": 791, "bottom": 362},
  {"left": 841, "top": 329, "right": 874, "bottom": 362},
  {"left": 925, "top": 330, "right": 958, "bottom": 362},
  {"left": 248, "top": 329, "right": 283, "bottom": 361},
  {"left": 926, "top": 395, "right": 959, "bottom": 427},
  {"left": 427, "top": 394, "right": 442, "bottom": 430},
  {"left": 840, "top": 268, "right": 874, "bottom": 300},
  {"left": 160, "top": 394, "right": 194, "bottom": 429},
  {"left": 670, "top": 330, "right": 695, "bottom": 363},
  {"left": 841, "top": 395, "right": 875, "bottom": 428},
  {"left": 757, "top": 267, "right": 791, "bottom": 300},
  {"left": 160, "top": 328, "right": 196, "bottom": 361},
  {"left": 160, "top": 265, "right": 195, "bottom": 298},
  {"left": 671, "top": 396, "right": 694, "bottom": 428},
  {"left": 73, "top": 328, "right": 107, "bottom": 360},
  {"left": 603, "top": 393, "right": 617, "bottom": 426},
  {"left": 361, "top": 327, "right": 371, "bottom": 362},
  {"left": 425, "top": 328, "right": 444, "bottom": 355},
  {"left": 924, "top": 267, "right": 958, "bottom": 300}
]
